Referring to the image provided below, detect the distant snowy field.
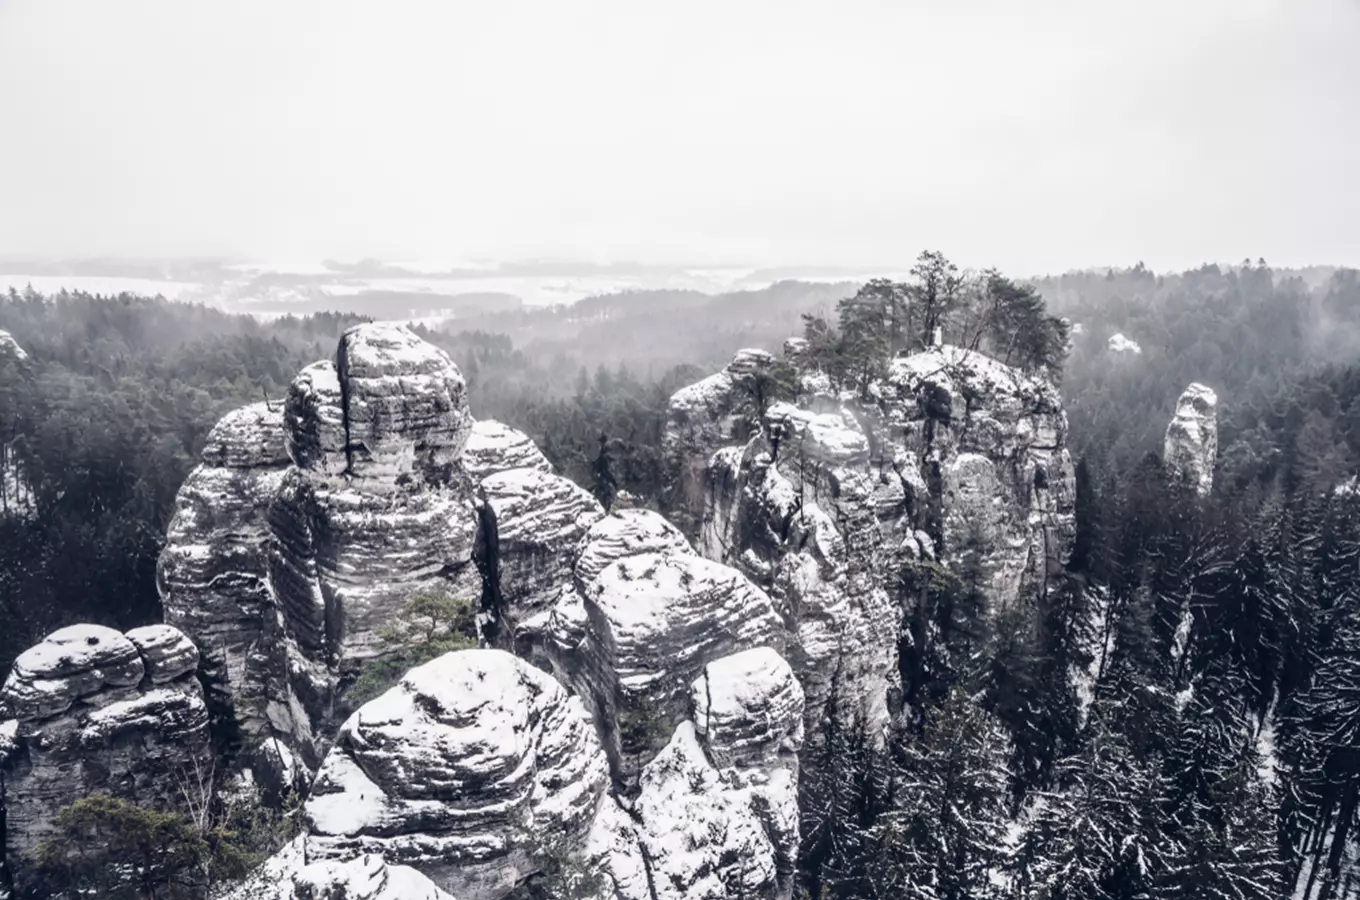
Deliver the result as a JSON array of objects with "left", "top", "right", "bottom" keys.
[{"left": 0, "top": 261, "right": 891, "bottom": 319}]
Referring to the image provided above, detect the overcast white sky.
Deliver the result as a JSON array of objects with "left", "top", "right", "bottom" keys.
[{"left": 1, "top": 0, "right": 1357, "bottom": 273}]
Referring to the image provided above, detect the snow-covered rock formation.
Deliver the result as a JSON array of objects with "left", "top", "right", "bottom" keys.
[
  {"left": 666, "top": 343, "right": 1076, "bottom": 727},
  {"left": 1164, "top": 382, "right": 1218, "bottom": 496},
  {"left": 160, "top": 324, "right": 486, "bottom": 779},
  {"left": 158, "top": 402, "right": 291, "bottom": 751},
  {"left": 225, "top": 839, "right": 459, "bottom": 900},
  {"left": 0, "top": 624, "right": 211, "bottom": 893},
  {"left": 151, "top": 325, "right": 807, "bottom": 900},
  {"left": 304, "top": 650, "right": 608, "bottom": 900},
  {"left": 0, "top": 330, "right": 26, "bottom": 362},
  {"left": 242, "top": 645, "right": 803, "bottom": 900},
  {"left": 665, "top": 348, "right": 777, "bottom": 517},
  {"left": 1107, "top": 332, "right": 1142, "bottom": 354}
]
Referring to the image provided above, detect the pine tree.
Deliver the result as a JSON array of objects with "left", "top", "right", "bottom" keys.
[
  {"left": 798, "top": 673, "right": 891, "bottom": 899},
  {"left": 836, "top": 283, "right": 893, "bottom": 395},
  {"left": 1158, "top": 681, "right": 1283, "bottom": 900},
  {"left": 868, "top": 688, "right": 1011, "bottom": 900},
  {"left": 590, "top": 433, "right": 617, "bottom": 512},
  {"left": 1011, "top": 705, "right": 1172, "bottom": 900}
]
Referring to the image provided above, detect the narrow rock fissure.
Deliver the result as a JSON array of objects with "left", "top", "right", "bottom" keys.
[
  {"left": 335, "top": 335, "right": 356, "bottom": 477},
  {"left": 474, "top": 497, "right": 504, "bottom": 644}
]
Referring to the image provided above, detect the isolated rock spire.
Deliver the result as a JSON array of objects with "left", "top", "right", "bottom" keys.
[{"left": 1164, "top": 382, "right": 1218, "bottom": 496}]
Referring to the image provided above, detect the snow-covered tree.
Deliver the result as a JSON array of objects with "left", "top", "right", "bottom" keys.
[{"left": 867, "top": 688, "right": 1012, "bottom": 900}]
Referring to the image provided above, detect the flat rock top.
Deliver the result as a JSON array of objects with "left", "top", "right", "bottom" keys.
[
  {"left": 888, "top": 344, "right": 1059, "bottom": 408},
  {"left": 126, "top": 624, "right": 200, "bottom": 683},
  {"left": 2, "top": 624, "right": 147, "bottom": 720},
  {"left": 694, "top": 647, "right": 801, "bottom": 720},
  {"left": 576, "top": 509, "right": 692, "bottom": 588},
  {"left": 201, "top": 401, "right": 288, "bottom": 468},
  {"left": 589, "top": 551, "right": 765, "bottom": 637},
  {"left": 462, "top": 419, "right": 551, "bottom": 482},
  {"left": 340, "top": 322, "right": 460, "bottom": 380},
  {"left": 8, "top": 624, "right": 138, "bottom": 680},
  {"left": 479, "top": 467, "right": 603, "bottom": 542},
  {"left": 381, "top": 647, "right": 558, "bottom": 724}
]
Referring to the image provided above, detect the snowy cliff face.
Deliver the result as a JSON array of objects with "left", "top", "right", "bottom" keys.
[
  {"left": 160, "top": 323, "right": 485, "bottom": 779},
  {"left": 664, "top": 348, "right": 776, "bottom": 518},
  {"left": 667, "top": 343, "right": 1076, "bottom": 727},
  {"left": 158, "top": 402, "right": 291, "bottom": 747},
  {"left": 0, "top": 624, "right": 212, "bottom": 893},
  {"left": 1164, "top": 382, "right": 1218, "bottom": 497}
]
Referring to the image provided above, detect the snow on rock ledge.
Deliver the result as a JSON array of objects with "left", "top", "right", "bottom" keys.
[
  {"left": 304, "top": 649, "right": 609, "bottom": 900},
  {"left": 693, "top": 646, "right": 805, "bottom": 772},
  {"left": 1164, "top": 382, "right": 1218, "bottom": 497},
  {"left": 463, "top": 420, "right": 551, "bottom": 482},
  {"left": 478, "top": 467, "right": 603, "bottom": 659},
  {"left": 1, "top": 624, "right": 145, "bottom": 720},
  {"left": 125, "top": 624, "right": 200, "bottom": 683},
  {"left": 633, "top": 645, "right": 804, "bottom": 900},
  {"left": 223, "top": 839, "right": 459, "bottom": 900},
  {"left": 574, "top": 509, "right": 691, "bottom": 589},
  {"left": 0, "top": 624, "right": 212, "bottom": 893}
]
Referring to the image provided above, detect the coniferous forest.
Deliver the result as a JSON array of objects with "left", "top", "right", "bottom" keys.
[{"left": 6, "top": 259, "right": 1360, "bottom": 898}]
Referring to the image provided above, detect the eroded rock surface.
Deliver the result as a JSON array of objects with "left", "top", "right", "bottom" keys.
[
  {"left": 551, "top": 547, "right": 785, "bottom": 790},
  {"left": 304, "top": 650, "right": 609, "bottom": 900},
  {"left": 158, "top": 403, "right": 290, "bottom": 743},
  {"left": 160, "top": 324, "right": 484, "bottom": 774},
  {"left": 668, "top": 343, "right": 1076, "bottom": 727},
  {"left": 1164, "top": 382, "right": 1218, "bottom": 497},
  {"left": 223, "top": 839, "right": 459, "bottom": 900},
  {"left": 151, "top": 326, "right": 809, "bottom": 900},
  {"left": 0, "top": 624, "right": 211, "bottom": 893},
  {"left": 463, "top": 420, "right": 551, "bottom": 482},
  {"left": 478, "top": 467, "right": 602, "bottom": 660}
]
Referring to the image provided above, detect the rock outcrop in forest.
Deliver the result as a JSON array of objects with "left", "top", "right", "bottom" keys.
[
  {"left": 1, "top": 320, "right": 1081, "bottom": 900},
  {"left": 665, "top": 341, "right": 1076, "bottom": 726},
  {"left": 9, "top": 322, "right": 809, "bottom": 900},
  {"left": 1164, "top": 381, "right": 1218, "bottom": 496}
]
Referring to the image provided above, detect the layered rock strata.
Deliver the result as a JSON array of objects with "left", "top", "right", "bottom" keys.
[
  {"left": 224, "top": 839, "right": 458, "bottom": 900},
  {"left": 0, "top": 624, "right": 211, "bottom": 893},
  {"left": 264, "top": 645, "right": 804, "bottom": 900},
  {"left": 158, "top": 402, "right": 291, "bottom": 744},
  {"left": 304, "top": 650, "right": 607, "bottom": 900},
  {"left": 160, "top": 324, "right": 485, "bottom": 775},
  {"left": 151, "top": 326, "right": 810, "bottom": 899}
]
